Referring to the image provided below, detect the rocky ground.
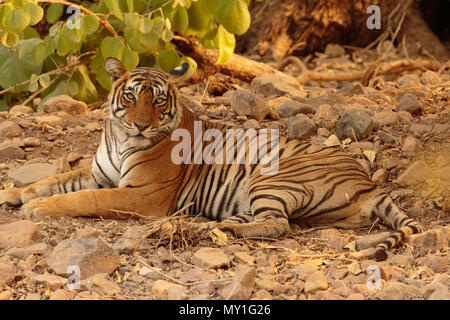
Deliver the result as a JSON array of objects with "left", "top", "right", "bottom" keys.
[{"left": 0, "top": 45, "right": 449, "bottom": 300}]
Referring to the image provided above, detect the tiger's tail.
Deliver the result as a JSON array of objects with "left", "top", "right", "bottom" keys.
[{"left": 371, "top": 193, "right": 425, "bottom": 261}]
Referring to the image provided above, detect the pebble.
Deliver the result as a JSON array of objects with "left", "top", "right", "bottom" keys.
[
  {"left": 397, "top": 160, "right": 434, "bottom": 186},
  {"left": 31, "top": 274, "right": 67, "bottom": 290},
  {"left": 377, "top": 130, "right": 396, "bottom": 144},
  {"left": 229, "top": 90, "right": 271, "bottom": 122},
  {"left": 0, "top": 141, "right": 25, "bottom": 162},
  {"left": 251, "top": 74, "right": 306, "bottom": 98},
  {"left": 42, "top": 95, "right": 87, "bottom": 116},
  {"left": 276, "top": 101, "right": 315, "bottom": 118},
  {"left": 376, "top": 282, "right": 421, "bottom": 300},
  {"left": 191, "top": 248, "right": 229, "bottom": 269},
  {"left": 151, "top": 280, "right": 187, "bottom": 300},
  {"left": 304, "top": 271, "right": 328, "bottom": 295},
  {"left": 8, "top": 163, "right": 58, "bottom": 187},
  {"left": 83, "top": 273, "right": 121, "bottom": 295},
  {"left": 335, "top": 109, "right": 374, "bottom": 140},
  {"left": 0, "top": 121, "right": 22, "bottom": 138},
  {"left": 397, "top": 74, "right": 422, "bottom": 89},
  {"left": 22, "top": 137, "right": 40, "bottom": 147},
  {"left": 0, "top": 220, "right": 40, "bottom": 249},
  {"left": 35, "top": 115, "right": 63, "bottom": 127},
  {"left": 420, "top": 71, "right": 440, "bottom": 85},
  {"left": 424, "top": 256, "right": 448, "bottom": 273},
  {"left": 234, "top": 251, "right": 256, "bottom": 265},
  {"left": 396, "top": 93, "right": 423, "bottom": 115},
  {"left": 9, "top": 105, "right": 33, "bottom": 115},
  {"left": 46, "top": 238, "right": 120, "bottom": 279},
  {"left": 0, "top": 290, "right": 12, "bottom": 300},
  {"left": 287, "top": 114, "right": 317, "bottom": 139},
  {"left": 372, "top": 168, "right": 387, "bottom": 185},
  {"left": 112, "top": 226, "right": 145, "bottom": 254},
  {"left": 401, "top": 137, "right": 423, "bottom": 154},
  {"left": 220, "top": 266, "right": 256, "bottom": 300},
  {"left": 0, "top": 261, "right": 16, "bottom": 287}
]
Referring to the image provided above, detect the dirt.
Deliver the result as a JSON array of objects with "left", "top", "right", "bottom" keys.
[{"left": 0, "top": 45, "right": 449, "bottom": 300}]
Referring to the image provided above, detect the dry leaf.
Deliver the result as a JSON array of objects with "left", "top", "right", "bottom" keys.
[
  {"left": 344, "top": 241, "right": 357, "bottom": 252},
  {"left": 363, "top": 149, "right": 376, "bottom": 165},
  {"left": 323, "top": 134, "right": 341, "bottom": 147},
  {"left": 211, "top": 227, "right": 228, "bottom": 245},
  {"left": 303, "top": 259, "right": 325, "bottom": 266},
  {"left": 161, "top": 221, "right": 174, "bottom": 235},
  {"left": 347, "top": 261, "right": 362, "bottom": 275}
]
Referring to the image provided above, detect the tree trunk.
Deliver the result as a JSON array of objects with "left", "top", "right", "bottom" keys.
[{"left": 237, "top": 0, "right": 449, "bottom": 61}]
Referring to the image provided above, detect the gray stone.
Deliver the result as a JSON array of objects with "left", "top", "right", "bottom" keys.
[
  {"left": 112, "top": 226, "right": 145, "bottom": 254},
  {"left": 287, "top": 114, "right": 317, "bottom": 140},
  {"left": 338, "top": 82, "right": 367, "bottom": 96},
  {"left": 47, "top": 238, "right": 120, "bottom": 279},
  {"left": 8, "top": 163, "right": 58, "bottom": 187},
  {"left": 42, "top": 95, "right": 87, "bottom": 116},
  {"left": 229, "top": 90, "right": 271, "bottom": 122},
  {"left": 251, "top": 74, "right": 305, "bottom": 98},
  {"left": 191, "top": 248, "right": 229, "bottom": 269},
  {"left": 335, "top": 109, "right": 374, "bottom": 140},
  {"left": 377, "top": 130, "right": 396, "bottom": 144},
  {"left": 220, "top": 266, "right": 256, "bottom": 300},
  {"left": 397, "top": 74, "right": 422, "bottom": 89},
  {"left": 0, "top": 141, "right": 25, "bottom": 162},
  {"left": 276, "top": 101, "right": 315, "bottom": 118},
  {"left": 0, "top": 121, "right": 22, "bottom": 138},
  {"left": 396, "top": 93, "right": 423, "bottom": 115}
]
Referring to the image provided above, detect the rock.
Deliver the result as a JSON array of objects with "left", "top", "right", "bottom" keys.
[
  {"left": 242, "top": 119, "right": 260, "bottom": 129},
  {"left": 422, "top": 276, "right": 449, "bottom": 299},
  {"left": 377, "top": 130, "right": 396, "bottom": 144},
  {"left": 338, "top": 82, "right": 366, "bottom": 96},
  {"left": 0, "top": 141, "right": 25, "bottom": 162},
  {"left": 49, "top": 289, "right": 70, "bottom": 300},
  {"left": 356, "top": 232, "right": 391, "bottom": 250},
  {"left": 229, "top": 90, "right": 271, "bottom": 122},
  {"left": 317, "top": 228, "right": 341, "bottom": 241},
  {"left": 152, "top": 280, "right": 187, "bottom": 300},
  {"left": 431, "top": 123, "right": 450, "bottom": 136},
  {"left": 112, "top": 226, "right": 145, "bottom": 254},
  {"left": 407, "top": 228, "right": 449, "bottom": 256},
  {"left": 398, "top": 74, "right": 421, "bottom": 89},
  {"left": 8, "top": 163, "right": 58, "bottom": 187},
  {"left": 424, "top": 256, "right": 448, "bottom": 273},
  {"left": 304, "top": 271, "right": 328, "bottom": 295},
  {"left": 84, "top": 122, "right": 101, "bottom": 132},
  {"left": 251, "top": 74, "right": 305, "bottom": 98},
  {"left": 35, "top": 115, "right": 63, "bottom": 127},
  {"left": 274, "top": 238, "right": 301, "bottom": 251},
  {"left": 9, "top": 105, "right": 33, "bottom": 115},
  {"left": 372, "top": 168, "right": 387, "bottom": 185},
  {"left": 83, "top": 273, "right": 121, "bottom": 295},
  {"left": 42, "top": 95, "right": 87, "bottom": 116},
  {"left": 234, "top": 251, "right": 255, "bottom": 265},
  {"left": 313, "top": 104, "right": 340, "bottom": 122},
  {"left": 401, "top": 137, "right": 423, "bottom": 155},
  {"left": 0, "top": 121, "right": 22, "bottom": 138},
  {"left": 220, "top": 266, "right": 256, "bottom": 300},
  {"left": 335, "top": 109, "right": 374, "bottom": 140},
  {"left": 307, "top": 94, "right": 347, "bottom": 110},
  {"left": 191, "top": 248, "right": 229, "bottom": 269},
  {"left": 376, "top": 282, "right": 421, "bottom": 300},
  {"left": 276, "top": 101, "right": 315, "bottom": 118},
  {"left": 0, "top": 261, "right": 16, "bottom": 286},
  {"left": 396, "top": 93, "right": 423, "bottom": 115},
  {"left": 372, "top": 111, "right": 399, "bottom": 126},
  {"left": 346, "top": 293, "right": 365, "bottom": 300},
  {"left": 287, "top": 114, "right": 317, "bottom": 140},
  {"left": 397, "top": 160, "right": 434, "bottom": 187},
  {"left": 0, "top": 220, "right": 40, "bottom": 249},
  {"left": 255, "top": 278, "right": 277, "bottom": 291},
  {"left": 409, "top": 124, "right": 433, "bottom": 137},
  {"left": 47, "top": 238, "right": 120, "bottom": 279},
  {"left": 420, "top": 71, "right": 440, "bottom": 85},
  {"left": 317, "top": 128, "right": 330, "bottom": 137},
  {"left": 22, "top": 137, "right": 40, "bottom": 147},
  {"left": 288, "top": 264, "right": 317, "bottom": 281},
  {"left": 325, "top": 43, "right": 346, "bottom": 56},
  {"left": 31, "top": 274, "right": 67, "bottom": 290}
]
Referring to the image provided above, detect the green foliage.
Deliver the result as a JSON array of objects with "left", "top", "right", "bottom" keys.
[{"left": 0, "top": 0, "right": 253, "bottom": 110}]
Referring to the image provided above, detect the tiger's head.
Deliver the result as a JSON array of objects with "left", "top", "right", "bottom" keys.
[{"left": 104, "top": 58, "right": 189, "bottom": 142}]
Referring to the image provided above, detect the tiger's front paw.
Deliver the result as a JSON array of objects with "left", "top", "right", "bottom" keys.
[
  {"left": 0, "top": 188, "right": 24, "bottom": 206},
  {"left": 21, "top": 197, "right": 58, "bottom": 219}
]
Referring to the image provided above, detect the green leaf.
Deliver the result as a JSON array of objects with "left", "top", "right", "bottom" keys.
[
  {"left": 67, "top": 81, "right": 79, "bottom": 96},
  {"left": 138, "top": 17, "right": 153, "bottom": 33},
  {"left": 96, "top": 67, "right": 111, "bottom": 90},
  {"left": 30, "top": 42, "right": 47, "bottom": 66},
  {"left": 104, "top": 0, "right": 123, "bottom": 21},
  {"left": 22, "top": 25, "right": 40, "bottom": 39},
  {"left": 206, "top": 0, "right": 250, "bottom": 35},
  {"left": 23, "top": 2, "right": 43, "bottom": 26},
  {"left": 46, "top": 3, "right": 63, "bottom": 24},
  {"left": 121, "top": 46, "right": 139, "bottom": 70},
  {"left": 171, "top": 6, "right": 188, "bottom": 33},
  {"left": 160, "top": 28, "right": 174, "bottom": 42},
  {"left": 216, "top": 25, "right": 235, "bottom": 64},
  {"left": 1, "top": 31, "right": 19, "bottom": 47},
  {"left": 124, "top": 12, "right": 139, "bottom": 28},
  {"left": 157, "top": 49, "right": 180, "bottom": 72},
  {"left": 126, "top": 0, "right": 134, "bottom": 12},
  {"left": 55, "top": 26, "right": 74, "bottom": 56},
  {"left": 4, "top": 8, "right": 30, "bottom": 32},
  {"left": 71, "top": 65, "right": 98, "bottom": 103},
  {"left": 82, "top": 15, "right": 99, "bottom": 35},
  {"left": 101, "top": 36, "right": 123, "bottom": 59},
  {"left": 38, "top": 74, "right": 51, "bottom": 88}
]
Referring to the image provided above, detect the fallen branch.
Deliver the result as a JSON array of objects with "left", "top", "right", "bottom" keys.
[{"left": 173, "top": 35, "right": 287, "bottom": 83}]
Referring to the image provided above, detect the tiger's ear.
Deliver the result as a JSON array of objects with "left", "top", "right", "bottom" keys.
[
  {"left": 105, "top": 58, "right": 127, "bottom": 83},
  {"left": 167, "top": 62, "right": 190, "bottom": 85}
]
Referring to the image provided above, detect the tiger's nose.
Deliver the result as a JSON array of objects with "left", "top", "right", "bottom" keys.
[{"left": 133, "top": 121, "right": 150, "bottom": 131}]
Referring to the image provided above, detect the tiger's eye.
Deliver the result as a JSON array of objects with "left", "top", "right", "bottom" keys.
[
  {"left": 125, "top": 93, "right": 135, "bottom": 101},
  {"left": 154, "top": 97, "right": 165, "bottom": 105}
]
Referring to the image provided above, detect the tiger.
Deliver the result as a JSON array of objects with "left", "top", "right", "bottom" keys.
[{"left": 0, "top": 57, "right": 424, "bottom": 261}]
